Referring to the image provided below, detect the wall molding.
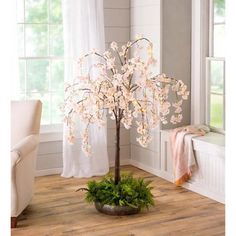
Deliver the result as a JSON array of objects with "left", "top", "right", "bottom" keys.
[
  {"left": 35, "top": 168, "right": 63, "bottom": 177},
  {"left": 130, "top": 159, "right": 158, "bottom": 176},
  {"left": 191, "top": 0, "right": 209, "bottom": 124},
  {"left": 183, "top": 181, "right": 225, "bottom": 204},
  {"left": 36, "top": 159, "right": 132, "bottom": 177},
  {"left": 109, "top": 159, "right": 131, "bottom": 167}
]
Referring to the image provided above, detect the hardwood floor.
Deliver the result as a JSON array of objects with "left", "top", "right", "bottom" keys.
[{"left": 11, "top": 166, "right": 225, "bottom": 236}]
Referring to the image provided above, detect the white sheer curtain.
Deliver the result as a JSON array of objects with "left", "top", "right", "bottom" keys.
[{"left": 61, "top": 0, "right": 109, "bottom": 178}]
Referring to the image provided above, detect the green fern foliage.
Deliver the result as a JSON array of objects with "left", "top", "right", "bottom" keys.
[{"left": 82, "top": 173, "right": 155, "bottom": 209}]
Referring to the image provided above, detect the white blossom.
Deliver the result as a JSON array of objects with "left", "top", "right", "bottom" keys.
[
  {"left": 62, "top": 38, "right": 189, "bottom": 156},
  {"left": 110, "top": 41, "right": 118, "bottom": 51}
]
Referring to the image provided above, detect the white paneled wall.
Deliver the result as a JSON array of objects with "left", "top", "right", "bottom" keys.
[
  {"left": 130, "top": 126, "right": 161, "bottom": 174},
  {"left": 36, "top": 0, "right": 131, "bottom": 175},
  {"left": 104, "top": 0, "right": 130, "bottom": 46},
  {"left": 130, "top": 0, "right": 161, "bottom": 173},
  {"left": 36, "top": 138, "right": 63, "bottom": 176},
  {"left": 130, "top": 0, "right": 192, "bottom": 176},
  {"left": 130, "top": 0, "right": 161, "bottom": 74},
  {"left": 104, "top": 0, "right": 131, "bottom": 166}
]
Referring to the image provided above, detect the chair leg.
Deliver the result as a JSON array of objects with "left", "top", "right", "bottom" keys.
[{"left": 11, "top": 217, "right": 17, "bottom": 228}]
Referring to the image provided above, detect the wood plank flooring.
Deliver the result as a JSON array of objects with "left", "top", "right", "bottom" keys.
[{"left": 12, "top": 166, "right": 225, "bottom": 236}]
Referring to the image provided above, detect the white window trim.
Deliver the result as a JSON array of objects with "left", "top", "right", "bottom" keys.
[
  {"left": 17, "top": 0, "right": 64, "bottom": 134},
  {"left": 191, "top": 0, "right": 225, "bottom": 135},
  {"left": 209, "top": 0, "right": 214, "bottom": 56},
  {"left": 191, "top": 0, "right": 209, "bottom": 125},
  {"left": 207, "top": 0, "right": 225, "bottom": 133},
  {"left": 205, "top": 57, "right": 225, "bottom": 133}
]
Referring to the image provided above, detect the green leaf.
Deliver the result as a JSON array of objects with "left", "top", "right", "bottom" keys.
[{"left": 80, "top": 172, "right": 155, "bottom": 209}]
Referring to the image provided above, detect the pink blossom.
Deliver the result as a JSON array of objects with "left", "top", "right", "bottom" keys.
[
  {"left": 62, "top": 38, "right": 189, "bottom": 156},
  {"left": 110, "top": 41, "right": 118, "bottom": 51}
]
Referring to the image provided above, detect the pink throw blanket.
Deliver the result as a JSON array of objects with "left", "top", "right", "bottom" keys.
[{"left": 170, "top": 125, "right": 210, "bottom": 186}]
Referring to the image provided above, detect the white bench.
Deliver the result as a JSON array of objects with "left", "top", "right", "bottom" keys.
[{"left": 160, "top": 130, "right": 225, "bottom": 203}]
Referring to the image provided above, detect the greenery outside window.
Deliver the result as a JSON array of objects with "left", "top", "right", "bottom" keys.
[
  {"left": 16, "top": 0, "right": 64, "bottom": 127},
  {"left": 206, "top": 0, "right": 225, "bottom": 131}
]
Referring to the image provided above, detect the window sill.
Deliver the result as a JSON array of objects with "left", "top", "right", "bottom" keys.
[
  {"left": 39, "top": 124, "right": 63, "bottom": 143},
  {"left": 193, "top": 132, "right": 224, "bottom": 147},
  {"left": 192, "top": 132, "right": 225, "bottom": 157},
  {"left": 40, "top": 131, "right": 63, "bottom": 143},
  {"left": 161, "top": 129, "right": 225, "bottom": 157}
]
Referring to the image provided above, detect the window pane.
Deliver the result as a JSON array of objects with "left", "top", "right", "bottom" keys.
[
  {"left": 210, "top": 60, "right": 224, "bottom": 94},
  {"left": 51, "top": 60, "right": 64, "bottom": 91},
  {"left": 50, "top": 0, "right": 62, "bottom": 23},
  {"left": 25, "top": 24, "right": 48, "bottom": 56},
  {"left": 210, "top": 94, "right": 224, "bottom": 129},
  {"left": 26, "top": 59, "right": 49, "bottom": 93},
  {"left": 19, "top": 93, "right": 26, "bottom": 100},
  {"left": 213, "top": 24, "right": 225, "bottom": 57},
  {"left": 51, "top": 92, "right": 64, "bottom": 123},
  {"left": 25, "top": 0, "right": 48, "bottom": 23},
  {"left": 50, "top": 25, "right": 64, "bottom": 56},
  {"left": 19, "top": 60, "right": 26, "bottom": 92},
  {"left": 18, "top": 24, "right": 24, "bottom": 57},
  {"left": 214, "top": 0, "right": 225, "bottom": 23},
  {"left": 16, "top": 0, "right": 24, "bottom": 23},
  {"left": 28, "top": 92, "right": 51, "bottom": 124},
  {"left": 16, "top": 0, "right": 65, "bottom": 127}
]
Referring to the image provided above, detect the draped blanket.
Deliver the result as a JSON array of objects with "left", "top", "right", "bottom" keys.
[{"left": 170, "top": 125, "right": 210, "bottom": 186}]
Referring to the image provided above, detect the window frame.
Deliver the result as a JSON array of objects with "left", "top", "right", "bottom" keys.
[
  {"left": 206, "top": 0, "right": 225, "bottom": 133},
  {"left": 191, "top": 0, "right": 225, "bottom": 134},
  {"left": 16, "top": 0, "right": 64, "bottom": 132},
  {"left": 205, "top": 57, "right": 225, "bottom": 133}
]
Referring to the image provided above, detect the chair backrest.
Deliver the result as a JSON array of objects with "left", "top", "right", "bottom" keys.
[{"left": 11, "top": 100, "right": 42, "bottom": 147}]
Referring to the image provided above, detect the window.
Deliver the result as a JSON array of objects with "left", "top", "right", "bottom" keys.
[
  {"left": 16, "top": 0, "right": 64, "bottom": 127},
  {"left": 206, "top": 0, "right": 225, "bottom": 131}
]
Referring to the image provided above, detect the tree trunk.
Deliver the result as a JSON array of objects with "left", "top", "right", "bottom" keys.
[{"left": 114, "top": 119, "right": 121, "bottom": 185}]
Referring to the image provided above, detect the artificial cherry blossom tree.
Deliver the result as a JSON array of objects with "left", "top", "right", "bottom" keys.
[{"left": 62, "top": 37, "right": 189, "bottom": 184}]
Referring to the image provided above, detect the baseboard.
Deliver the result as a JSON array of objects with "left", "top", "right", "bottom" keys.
[
  {"left": 129, "top": 159, "right": 158, "bottom": 176},
  {"left": 35, "top": 168, "right": 63, "bottom": 177},
  {"left": 183, "top": 182, "right": 225, "bottom": 204},
  {"left": 36, "top": 159, "right": 132, "bottom": 177},
  {"left": 35, "top": 159, "right": 225, "bottom": 204},
  {"left": 109, "top": 159, "right": 131, "bottom": 167},
  {"left": 156, "top": 171, "right": 174, "bottom": 183},
  {"left": 130, "top": 159, "right": 225, "bottom": 204},
  {"left": 130, "top": 160, "right": 173, "bottom": 183}
]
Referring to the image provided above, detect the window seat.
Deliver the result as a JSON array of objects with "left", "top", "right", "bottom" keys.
[
  {"left": 193, "top": 132, "right": 224, "bottom": 157},
  {"left": 160, "top": 130, "right": 225, "bottom": 203}
]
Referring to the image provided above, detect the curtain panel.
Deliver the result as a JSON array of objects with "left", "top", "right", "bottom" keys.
[{"left": 62, "top": 0, "right": 109, "bottom": 177}]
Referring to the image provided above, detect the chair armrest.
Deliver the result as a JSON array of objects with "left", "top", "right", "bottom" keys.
[{"left": 11, "top": 135, "right": 39, "bottom": 167}]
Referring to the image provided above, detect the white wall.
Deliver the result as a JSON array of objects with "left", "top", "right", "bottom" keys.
[
  {"left": 104, "top": 0, "right": 130, "bottom": 45},
  {"left": 130, "top": 0, "right": 161, "bottom": 74},
  {"left": 129, "top": 0, "right": 162, "bottom": 173},
  {"left": 104, "top": 0, "right": 131, "bottom": 166},
  {"left": 130, "top": 0, "right": 192, "bottom": 173},
  {"left": 161, "top": 0, "right": 192, "bottom": 129},
  {"left": 36, "top": 0, "right": 131, "bottom": 175}
]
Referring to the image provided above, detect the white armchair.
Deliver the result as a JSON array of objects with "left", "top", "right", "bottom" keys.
[{"left": 11, "top": 100, "right": 42, "bottom": 228}]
